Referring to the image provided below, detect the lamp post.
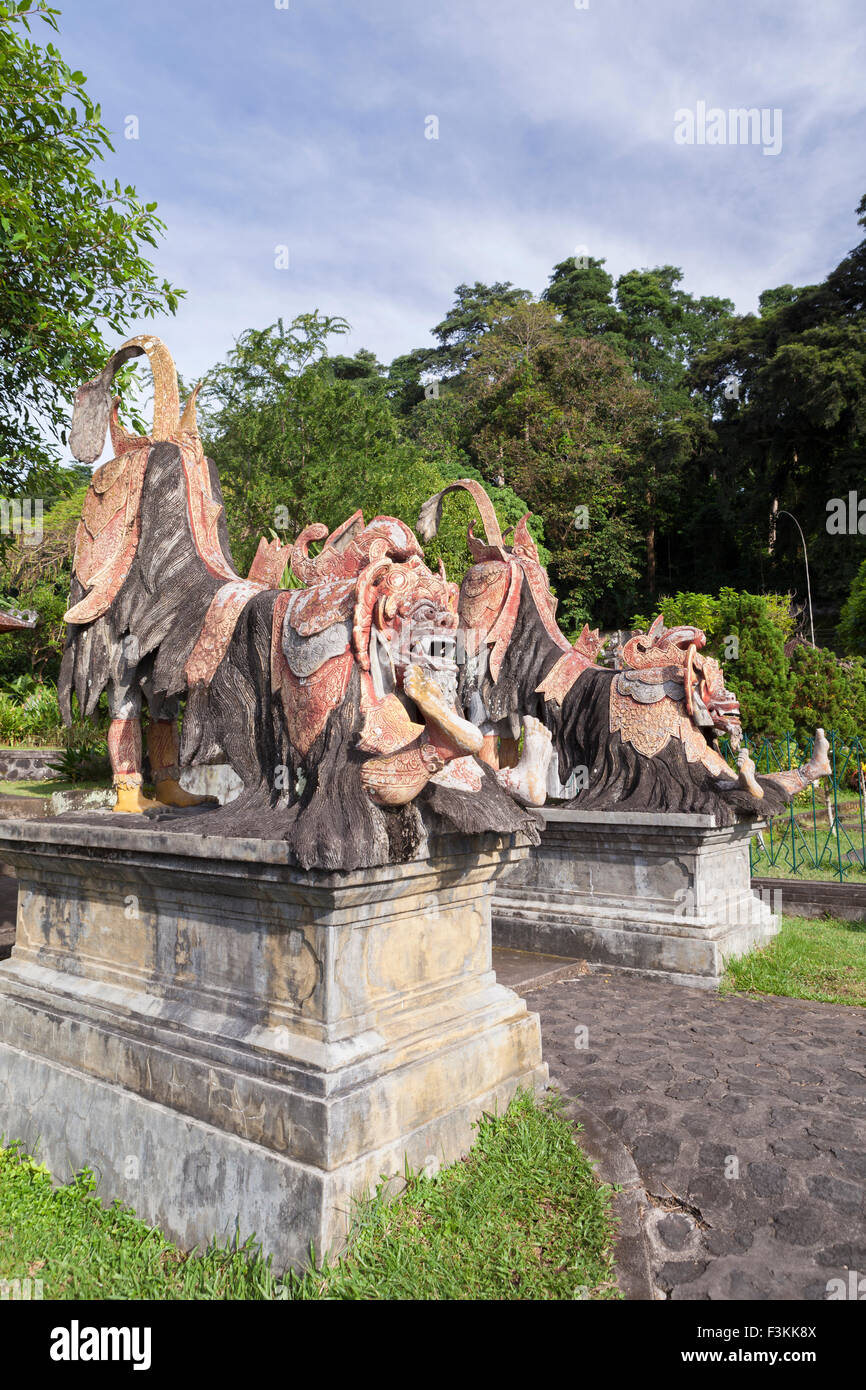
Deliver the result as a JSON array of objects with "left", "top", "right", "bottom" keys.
[{"left": 778, "top": 510, "right": 815, "bottom": 647}]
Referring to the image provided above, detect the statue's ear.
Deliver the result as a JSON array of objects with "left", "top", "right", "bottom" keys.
[
  {"left": 68, "top": 343, "right": 144, "bottom": 463},
  {"left": 68, "top": 365, "right": 115, "bottom": 463},
  {"left": 326, "top": 509, "right": 365, "bottom": 552}
]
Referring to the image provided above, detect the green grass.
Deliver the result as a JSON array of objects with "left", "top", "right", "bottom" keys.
[
  {"left": 752, "top": 858, "right": 866, "bottom": 883},
  {"left": 0, "top": 1091, "right": 619, "bottom": 1301},
  {"left": 0, "top": 729, "right": 100, "bottom": 750},
  {"left": 722, "top": 913, "right": 866, "bottom": 1006},
  {"left": 0, "top": 778, "right": 111, "bottom": 798},
  {"left": 0, "top": 744, "right": 62, "bottom": 752}
]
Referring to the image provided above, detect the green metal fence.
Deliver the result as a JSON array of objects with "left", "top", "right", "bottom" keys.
[{"left": 720, "top": 732, "right": 866, "bottom": 882}]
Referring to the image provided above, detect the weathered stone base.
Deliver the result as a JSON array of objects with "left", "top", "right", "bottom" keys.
[
  {"left": 493, "top": 809, "right": 778, "bottom": 989},
  {"left": 0, "top": 817, "right": 546, "bottom": 1270}
]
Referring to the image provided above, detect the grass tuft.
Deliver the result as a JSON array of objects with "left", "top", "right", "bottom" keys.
[
  {"left": 282, "top": 1090, "right": 619, "bottom": 1300},
  {"left": 0, "top": 1091, "right": 618, "bottom": 1301},
  {"left": 722, "top": 913, "right": 866, "bottom": 1006}
]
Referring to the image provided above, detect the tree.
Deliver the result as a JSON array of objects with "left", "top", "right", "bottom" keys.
[
  {"left": 546, "top": 259, "right": 735, "bottom": 598},
  {"left": 429, "top": 280, "right": 532, "bottom": 377},
  {"left": 459, "top": 301, "right": 659, "bottom": 630},
  {"left": 688, "top": 194, "right": 866, "bottom": 627},
  {"left": 200, "top": 316, "right": 533, "bottom": 586},
  {"left": 0, "top": 480, "right": 86, "bottom": 683},
  {"left": 386, "top": 281, "right": 533, "bottom": 416},
  {"left": 326, "top": 348, "right": 384, "bottom": 385},
  {"left": 543, "top": 255, "right": 622, "bottom": 337},
  {"left": 838, "top": 557, "right": 866, "bottom": 654},
  {"left": 0, "top": 2, "right": 182, "bottom": 489}
]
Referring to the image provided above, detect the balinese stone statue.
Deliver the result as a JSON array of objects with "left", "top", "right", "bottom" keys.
[
  {"left": 59, "top": 334, "right": 290, "bottom": 813},
  {"left": 60, "top": 341, "right": 541, "bottom": 868},
  {"left": 418, "top": 479, "right": 831, "bottom": 823}
]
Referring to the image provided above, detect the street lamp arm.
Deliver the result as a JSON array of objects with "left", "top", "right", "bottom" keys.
[{"left": 777, "top": 510, "right": 816, "bottom": 648}]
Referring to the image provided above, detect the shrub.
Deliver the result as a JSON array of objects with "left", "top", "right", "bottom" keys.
[
  {"left": 715, "top": 590, "right": 792, "bottom": 740},
  {"left": 630, "top": 591, "right": 722, "bottom": 644},
  {"left": 47, "top": 739, "right": 110, "bottom": 783},
  {"left": 788, "top": 645, "right": 857, "bottom": 744}
]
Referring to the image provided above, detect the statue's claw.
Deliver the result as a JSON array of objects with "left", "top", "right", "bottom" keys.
[
  {"left": 736, "top": 749, "right": 764, "bottom": 800},
  {"left": 764, "top": 729, "right": 832, "bottom": 799}
]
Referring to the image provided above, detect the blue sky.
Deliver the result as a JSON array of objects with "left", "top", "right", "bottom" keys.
[{"left": 52, "top": 0, "right": 866, "bottom": 379}]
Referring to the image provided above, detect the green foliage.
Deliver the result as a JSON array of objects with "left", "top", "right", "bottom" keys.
[
  {"left": 715, "top": 589, "right": 793, "bottom": 739},
  {"left": 0, "top": 3, "right": 182, "bottom": 487},
  {"left": 0, "top": 689, "right": 27, "bottom": 741},
  {"left": 631, "top": 589, "right": 795, "bottom": 651},
  {"left": 838, "top": 558, "right": 866, "bottom": 654},
  {"left": 452, "top": 303, "right": 659, "bottom": 627},
  {"left": 0, "top": 481, "right": 87, "bottom": 684},
  {"left": 839, "top": 656, "right": 866, "bottom": 729},
  {"left": 630, "top": 589, "right": 866, "bottom": 745},
  {"left": 0, "top": 1091, "right": 618, "bottom": 1301},
  {"left": 0, "top": 670, "right": 103, "bottom": 746},
  {"left": 47, "top": 736, "right": 109, "bottom": 781},
  {"left": 757, "top": 592, "right": 798, "bottom": 645},
  {"left": 544, "top": 260, "right": 735, "bottom": 597},
  {"left": 199, "top": 316, "right": 541, "bottom": 588},
  {"left": 788, "top": 645, "right": 859, "bottom": 744},
  {"left": 543, "top": 255, "right": 622, "bottom": 337},
  {"left": 0, "top": 682, "right": 62, "bottom": 743},
  {"left": 688, "top": 193, "right": 866, "bottom": 615},
  {"left": 0, "top": 578, "right": 67, "bottom": 684},
  {"left": 635, "top": 588, "right": 796, "bottom": 740},
  {"left": 428, "top": 280, "right": 533, "bottom": 377},
  {"left": 722, "top": 915, "right": 866, "bottom": 1007},
  {"left": 631, "top": 591, "right": 723, "bottom": 643},
  {"left": 0, "top": 670, "right": 35, "bottom": 698},
  {"left": 628, "top": 588, "right": 805, "bottom": 740},
  {"left": 386, "top": 281, "right": 534, "bottom": 417}
]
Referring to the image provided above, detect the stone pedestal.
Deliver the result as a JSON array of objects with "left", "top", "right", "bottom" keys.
[
  {"left": 0, "top": 817, "right": 546, "bottom": 1271},
  {"left": 493, "top": 809, "right": 778, "bottom": 989}
]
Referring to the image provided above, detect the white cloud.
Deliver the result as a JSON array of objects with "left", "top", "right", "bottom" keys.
[{"left": 49, "top": 0, "right": 865, "bottom": 384}]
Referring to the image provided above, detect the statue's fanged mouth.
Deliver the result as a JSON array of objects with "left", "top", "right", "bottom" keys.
[{"left": 408, "top": 629, "right": 459, "bottom": 707}]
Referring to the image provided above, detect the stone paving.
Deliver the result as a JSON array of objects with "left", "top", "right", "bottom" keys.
[{"left": 533, "top": 970, "right": 866, "bottom": 1300}]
